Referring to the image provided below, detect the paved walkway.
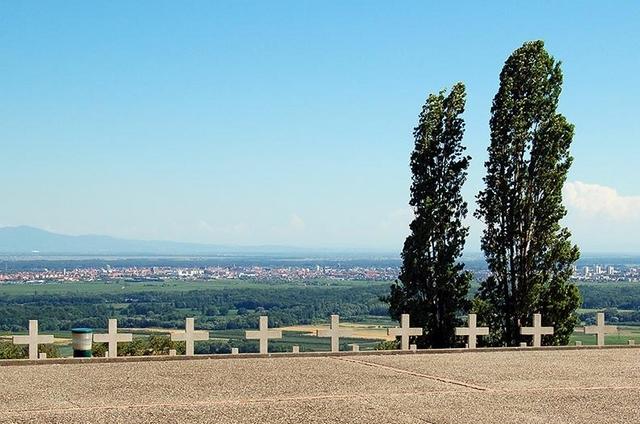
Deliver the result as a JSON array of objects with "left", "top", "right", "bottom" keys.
[{"left": 1, "top": 348, "right": 639, "bottom": 423}]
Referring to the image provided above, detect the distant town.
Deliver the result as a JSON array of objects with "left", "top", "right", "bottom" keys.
[
  {"left": 0, "top": 264, "right": 400, "bottom": 283},
  {"left": 571, "top": 264, "right": 640, "bottom": 282},
  {"left": 1, "top": 262, "right": 640, "bottom": 284}
]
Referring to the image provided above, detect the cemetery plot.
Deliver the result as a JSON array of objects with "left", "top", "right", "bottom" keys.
[{"left": 0, "top": 312, "right": 635, "bottom": 360}]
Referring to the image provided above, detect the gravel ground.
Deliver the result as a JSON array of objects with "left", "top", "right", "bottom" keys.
[{"left": 1, "top": 348, "right": 638, "bottom": 423}]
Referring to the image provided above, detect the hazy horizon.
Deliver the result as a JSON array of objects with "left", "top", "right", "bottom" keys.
[{"left": 3, "top": 225, "right": 640, "bottom": 259}]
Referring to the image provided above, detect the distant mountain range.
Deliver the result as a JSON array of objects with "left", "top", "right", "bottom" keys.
[
  {"left": 0, "top": 226, "right": 396, "bottom": 257},
  {"left": 0, "top": 226, "right": 636, "bottom": 263}
]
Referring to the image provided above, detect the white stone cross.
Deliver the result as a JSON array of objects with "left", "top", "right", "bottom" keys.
[
  {"left": 317, "top": 314, "right": 353, "bottom": 352},
  {"left": 171, "top": 317, "right": 209, "bottom": 356},
  {"left": 245, "top": 316, "right": 282, "bottom": 354},
  {"left": 520, "top": 313, "right": 554, "bottom": 347},
  {"left": 93, "top": 319, "right": 133, "bottom": 358},
  {"left": 12, "top": 320, "right": 54, "bottom": 360},
  {"left": 387, "top": 314, "right": 422, "bottom": 351},
  {"left": 584, "top": 312, "right": 616, "bottom": 346},
  {"left": 455, "top": 314, "right": 489, "bottom": 349}
]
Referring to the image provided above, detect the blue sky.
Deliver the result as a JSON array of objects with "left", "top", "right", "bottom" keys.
[{"left": 1, "top": 1, "right": 638, "bottom": 252}]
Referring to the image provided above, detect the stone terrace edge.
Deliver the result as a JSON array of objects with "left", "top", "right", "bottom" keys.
[{"left": 1, "top": 344, "right": 638, "bottom": 367}]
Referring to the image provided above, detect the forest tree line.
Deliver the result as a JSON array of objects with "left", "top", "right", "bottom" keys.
[{"left": 1, "top": 282, "right": 639, "bottom": 333}]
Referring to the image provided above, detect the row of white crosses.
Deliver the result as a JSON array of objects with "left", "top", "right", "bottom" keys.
[
  {"left": 172, "top": 312, "right": 617, "bottom": 353},
  {"left": 8, "top": 312, "right": 620, "bottom": 360},
  {"left": 8, "top": 315, "right": 354, "bottom": 359},
  {"left": 455, "top": 312, "right": 556, "bottom": 348},
  {"left": 518, "top": 312, "right": 617, "bottom": 347},
  {"left": 455, "top": 312, "right": 618, "bottom": 348},
  {"left": 7, "top": 315, "right": 366, "bottom": 358},
  {"left": 455, "top": 312, "right": 555, "bottom": 348}
]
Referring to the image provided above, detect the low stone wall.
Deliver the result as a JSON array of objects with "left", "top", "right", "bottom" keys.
[{"left": 2, "top": 343, "right": 637, "bottom": 367}]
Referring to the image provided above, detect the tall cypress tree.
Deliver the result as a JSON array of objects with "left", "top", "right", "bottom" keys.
[
  {"left": 475, "top": 41, "right": 580, "bottom": 347},
  {"left": 387, "top": 83, "right": 472, "bottom": 348}
]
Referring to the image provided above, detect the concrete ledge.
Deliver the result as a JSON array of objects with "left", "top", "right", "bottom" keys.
[{"left": 1, "top": 344, "right": 638, "bottom": 367}]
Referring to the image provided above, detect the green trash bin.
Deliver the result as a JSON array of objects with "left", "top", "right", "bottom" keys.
[{"left": 71, "top": 328, "right": 93, "bottom": 357}]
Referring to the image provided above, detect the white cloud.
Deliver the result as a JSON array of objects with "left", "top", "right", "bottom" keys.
[
  {"left": 196, "top": 220, "right": 250, "bottom": 238},
  {"left": 289, "top": 213, "right": 305, "bottom": 232},
  {"left": 563, "top": 181, "right": 640, "bottom": 221},
  {"left": 378, "top": 208, "right": 414, "bottom": 231}
]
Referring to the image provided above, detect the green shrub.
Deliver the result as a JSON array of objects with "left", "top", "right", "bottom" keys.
[
  {"left": 0, "top": 341, "right": 60, "bottom": 359},
  {"left": 374, "top": 340, "right": 399, "bottom": 350}
]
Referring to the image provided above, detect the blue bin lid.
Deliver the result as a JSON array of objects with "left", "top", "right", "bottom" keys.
[{"left": 71, "top": 328, "right": 93, "bottom": 334}]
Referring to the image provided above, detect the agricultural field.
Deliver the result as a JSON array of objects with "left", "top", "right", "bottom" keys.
[
  {"left": 570, "top": 325, "right": 640, "bottom": 346},
  {"left": 281, "top": 320, "right": 396, "bottom": 341},
  {"left": 0, "top": 278, "right": 393, "bottom": 340},
  {"left": 0, "top": 278, "right": 375, "bottom": 296}
]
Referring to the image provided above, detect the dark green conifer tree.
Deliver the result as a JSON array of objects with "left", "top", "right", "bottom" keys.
[
  {"left": 475, "top": 41, "right": 580, "bottom": 346},
  {"left": 387, "top": 83, "right": 472, "bottom": 348}
]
